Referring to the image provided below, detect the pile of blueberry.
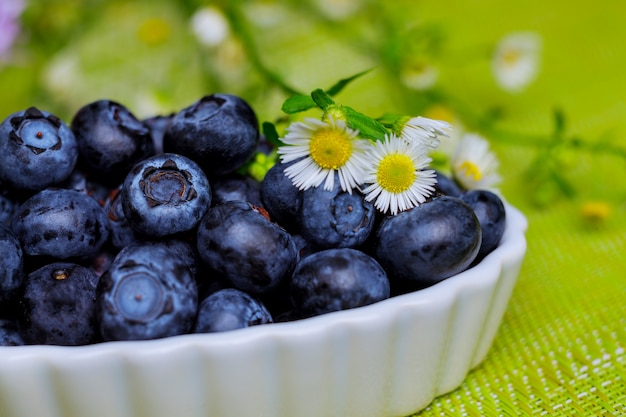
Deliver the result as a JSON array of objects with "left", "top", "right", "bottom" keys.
[{"left": 0, "top": 94, "right": 506, "bottom": 346}]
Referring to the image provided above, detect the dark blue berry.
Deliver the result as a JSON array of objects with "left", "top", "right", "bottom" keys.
[
  {"left": 71, "top": 100, "right": 154, "bottom": 183},
  {"left": 0, "top": 224, "right": 24, "bottom": 305},
  {"left": 260, "top": 159, "right": 302, "bottom": 232},
  {"left": 104, "top": 185, "right": 138, "bottom": 250},
  {"left": 196, "top": 200, "right": 298, "bottom": 295},
  {"left": 121, "top": 153, "right": 212, "bottom": 238},
  {"left": 0, "top": 107, "right": 78, "bottom": 191},
  {"left": 87, "top": 247, "right": 117, "bottom": 278},
  {"left": 0, "top": 185, "right": 18, "bottom": 224},
  {"left": 62, "top": 167, "right": 112, "bottom": 206},
  {"left": 142, "top": 113, "right": 174, "bottom": 155},
  {"left": 0, "top": 319, "right": 24, "bottom": 346},
  {"left": 18, "top": 262, "right": 100, "bottom": 345},
  {"left": 375, "top": 196, "right": 482, "bottom": 290},
  {"left": 10, "top": 188, "right": 109, "bottom": 260},
  {"left": 434, "top": 170, "right": 463, "bottom": 197},
  {"left": 193, "top": 288, "right": 272, "bottom": 333},
  {"left": 96, "top": 241, "right": 198, "bottom": 341},
  {"left": 163, "top": 94, "right": 259, "bottom": 177},
  {"left": 461, "top": 189, "right": 506, "bottom": 261},
  {"left": 289, "top": 248, "right": 390, "bottom": 318},
  {"left": 211, "top": 173, "right": 262, "bottom": 207},
  {"left": 297, "top": 175, "right": 376, "bottom": 251}
]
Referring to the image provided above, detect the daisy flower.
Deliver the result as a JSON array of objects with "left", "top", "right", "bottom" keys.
[
  {"left": 451, "top": 133, "right": 501, "bottom": 190},
  {"left": 361, "top": 134, "right": 436, "bottom": 215},
  {"left": 492, "top": 32, "right": 541, "bottom": 92},
  {"left": 277, "top": 116, "right": 370, "bottom": 193},
  {"left": 398, "top": 115, "right": 451, "bottom": 151}
]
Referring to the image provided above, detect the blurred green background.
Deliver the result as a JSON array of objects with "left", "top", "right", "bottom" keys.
[{"left": 1, "top": 0, "right": 624, "bottom": 415}]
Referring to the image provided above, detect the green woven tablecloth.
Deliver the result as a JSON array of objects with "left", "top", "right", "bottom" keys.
[
  {"left": 410, "top": 2, "right": 626, "bottom": 415},
  {"left": 2, "top": 0, "right": 625, "bottom": 415}
]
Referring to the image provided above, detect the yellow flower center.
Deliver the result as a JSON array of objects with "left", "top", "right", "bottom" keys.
[
  {"left": 581, "top": 201, "right": 611, "bottom": 222},
  {"left": 309, "top": 128, "right": 353, "bottom": 170},
  {"left": 376, "top": 153, "right": 416, "bottom": 193},
  {"left": 502, "top": 49, "right": 521, "bottom": 66},
  {"left": 458, "top": 161, "right": 482, "bottom": 181}
]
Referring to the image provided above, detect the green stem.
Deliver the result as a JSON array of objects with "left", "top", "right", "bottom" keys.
[
  {"left": 441, "top": 90, "right": 626, "bottom": 160},
  {"left": 221, "top": 4, "right": 300, "bottom": 97}
]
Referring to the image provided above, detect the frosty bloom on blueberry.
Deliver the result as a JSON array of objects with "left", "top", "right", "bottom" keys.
[
  {"left": 121, "top": 153, "right": 212, "bottom": 238},
  {"left": 70, "top": 99, "right": 155, "bottom": 184},
  {"left": 0, "top": 107, "right": 78, "bottom": 191},
  {"left": 361, "top": 134, "right": 437, "bottom": 215},
  {"left": 163, "top": 94, "right": 259, "bottom": 178},
  {"left": 277, "top": 115, "right": 370, "bottom": 193}
]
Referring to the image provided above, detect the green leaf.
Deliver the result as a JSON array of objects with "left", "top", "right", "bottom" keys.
[
  {"left": 281, "top": 94, "right": 316, "bottom": 114},
  {"left": 376, "top": 113, "right": 404, "bottom": 127},
  {"left": 311, "top": 89, "right": 335, "bottom": 110},
  {"left": 343, "top": 106, "right": 389, "bottom": 141},
  {"left": 325, "top": 68, "right": 373, "bottom": 96},
  {"left": 262, "top": 121, "right": 282, "bottom": 147},
  {"left": 280, "top": 69, "right": 372, "bottom": 115}
]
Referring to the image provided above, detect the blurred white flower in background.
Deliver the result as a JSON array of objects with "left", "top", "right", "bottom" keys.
[
  {"left": 41, "top": 53, "right": 82, "bottom": 101},
  {"left": 312, "top": 0, "right": 363, "bottom": 21},
  {"left": 0, "top": 0, "right": 25, "bottom": 58},
  {"left": 451, "top": 133, "right": 501, "bottom": 190},
  {"left": 492, "top": 31, "right": 541, "bottom": 92},
  {"left": 400, "top": 60, "right": 439, "bottom": 91},
  {"left": 191, "top": 6, "right": 230, "bottom": 47},
  {"left": 245, "top": 0, "right": 288, "bottom": 28}
]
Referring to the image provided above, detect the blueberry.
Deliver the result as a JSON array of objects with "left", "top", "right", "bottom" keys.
[
  {"left": 196, "top": 201, "right": 298, "bottom": 295},
  {"left": 121, "top": 153, "right": 212, "bottom": 238},
  {"left": 211, "top": 173, "right": 262, "bottom": 207},
  {"left": 260, "top": 159, "right": 302, "bottom": 232},
  {"left": 434, "top": 170, "right": 463, "bottom": 197},
  {"left": 103, "top": 185, "right": 138, "bottom": 250},
  {"left": 142, "top": 113, "right": 174, "bottom": 155},
  {"left": 461, "top": 189, "right": 506, "bottom": 261},
  {"left": 71, "top": 100, "right": 154, "bottom": 183},
  {"left": 0, "top": 318, "right": 24, "bottom": 346},
  {"left": 0, "top": 185, "right": 18, "bottom": 225},
  {"left": 140, "top": 238, "right": 203, "bottom": 281},
  {"left": 0, "top": 107, "right": 78, "bottom": 191},
  {"left": 298, "top": 175, "right": 376, "bottom": 251},
  {"left": 96, "top": 241, "right": 198, "bottom": 341},
  {"left": 87, "top": 247, "right": 117, "bottom": 278},
  {"left": 163, "top": 94, "right": 259, "bottom": 177},
  {"left": 375, "top": 195, "right": 482, "bottom": 290},
  {"left": 0, "top": 224, "right": 24, "bottom": 305},
  {"left": 193, "top": 288, "right": 272, "bottom": 333},
  {"left": 18, "top": 262, "right": 100, "bottom": 345},
  {"left": 10, "top": 188, "right": 109, "bottom": 261},
  {"left": 289, "top": 248, "right": 390, "bottom": 318},
  {"left": 60, "top": 167, "right": 112, "bottom": 206}
]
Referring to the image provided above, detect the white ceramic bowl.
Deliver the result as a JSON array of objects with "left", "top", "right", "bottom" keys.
[{"left": 0, "top": 202, "right": 527, "bottom": 417}]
